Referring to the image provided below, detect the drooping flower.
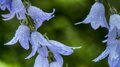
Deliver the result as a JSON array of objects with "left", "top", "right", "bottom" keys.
[
  {"left": 93, "top": 14, "right": 120, "bottom": 67},
  {"left": 26, "top": 31, "right": 74, "bottom": 67},
  {"left": 27, "top": 5, "right": 55, "bottom": 29},
  {"left": 93, "top": 27, "right": 120, "bottom": 67},
  {"left": 25, "top": 31, "right": 50, "bottom": 59},
  {"left": 75, "top": 2, "right": 108, "bottom": 30},
  {"left": 5, "top": 25, "right": 30, "bottom": 50},
  {"left": 0, "top": 0, "right": 12, "bottom": 11},
  {"left": 2, "top": 0, "right": 26, "bottom": 20}
]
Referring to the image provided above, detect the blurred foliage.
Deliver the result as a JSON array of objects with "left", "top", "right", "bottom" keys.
[{"left": 0, "top": 0, "right": 120, "bottom": 67}]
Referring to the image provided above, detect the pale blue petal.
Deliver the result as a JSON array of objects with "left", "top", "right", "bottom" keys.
[
  {"left": 37, "top": 46, "right": 48, "bottom": 57},
  {"left": 25, "top": 39, "right": 39, "bottom": 59},
  {"left": 2, "top": 0, "right": 26, "bottom": 20},
  {"left": 4, "top": 36, "right": 19, "bottom": 45},
  {"left": 0, "top": 0, "right": 12, "bottom": 11},
  {"left": 2, "top": 11, "right": 15, "bottom": 20},
  {"left": 26, "top": 31, "right": 49, "bottom": 59},
  {"left": 11, "top": 0, "right": 26, "bottom": 20},
  {"left": 93, "top": 45, "right": 110, "bottom": 62},
  {"left": 18, "top": 25, "right": 30, "bottom": 50},
  {"left": 27, "top": 6, "right": 55, "bottom": 29},
  {"left": 54, "top": 53, "right": 63, "bottom": 66},
  {"left": 34, "top": 55, "right": 49, "bottom": 67},
  {"left": 31, "top": 31, "right": 49, "bottom": 46},
  {"left": 108, "top": 43, "right": 119, "bottom": 67},
  {"left": 48, "top": 40, "right": 73, "bottom": 55},
  {"left": 50, "top": 62, "right": 61, "bottom": 67},
  {"left": 76, "top": 2, "right": 108, "bottom": 30},
  {"left": 5, "top": 25, "right": 30, "bottom": 50},
  {"left": 109, "top": 14, "right": 120, "bottom": 31},
  {"left": 50, "top": 53, "right": 63, "bottom": 67}
]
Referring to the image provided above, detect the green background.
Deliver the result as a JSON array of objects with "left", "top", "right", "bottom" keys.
[{"left": 0, "top": 0, "right": 120, "bottom": 67}]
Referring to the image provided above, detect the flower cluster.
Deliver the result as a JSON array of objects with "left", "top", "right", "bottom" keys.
[
  {"left": 76, "top": 0, "right": 120, "bottom": 67},
  {"left": 0, "top": 0, "right": 79, "bottom": 67}
]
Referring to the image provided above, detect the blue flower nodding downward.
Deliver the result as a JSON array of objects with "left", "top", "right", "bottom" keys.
[
  {"left": 5, "top": 25, "right": 30, "bottom": 50},
  {"left": 93, "top": 14, "right": 120, "bottom": 67},
  {"left": 93, "top": 28, "right": 120, "bottom": 67},
  {"left": 25, "top": 31, "right": 74, "bottom": 67},
  {"left": 75, "top": 2, "right": 109, "bottom": 30},
  {"left": 2, "top": 0, "right": 26, "bottom": 20},
  {"left": 27, "top": 6, "right": 55, "bottom": 29}
]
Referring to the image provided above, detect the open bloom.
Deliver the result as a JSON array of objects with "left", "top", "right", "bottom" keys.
[
  {"left": 2, "top": 0, "right": 26, "bottom": 20},
  {"left": 27, "top": 6, "right": 55, "bottom": 29},
  {"left": 5, "top": 25, "right": 30, "bottom": 50},
  {"left": 75, "top": 2, "right": 108, "bottom": 30},
  {"left": 26, "top": 31, "right": 73, "bottom": 67},
  {"left": 93, "top": 14, "right": 120, "bottom": 67}
]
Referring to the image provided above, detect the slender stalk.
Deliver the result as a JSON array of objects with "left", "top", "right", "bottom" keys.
[{"left": 104, "top": 0, "right": 117, "bottom": 14}]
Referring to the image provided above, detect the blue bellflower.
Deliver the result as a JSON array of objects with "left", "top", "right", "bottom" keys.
[
  {"left": 26, "top": 31, "right": 73, "bottom": 67},
  {"left": 93, "top": 14, "right": 120, "bottom": 67},
  {"left": 2, "top": 0, "right": 26, "bottom": 20},
  {"left": 76, "top": 2, "right": 108, "bottom": 30},
  {"left": 0, "top": 0, "right": 12, "bottom": 11},
  {"left": 5, "top": 25, "right": 30, "bottom": 50},
  {"left": 27, "top": 6, "right": 55, "bottom": 29},
  {"left": 93, "top": 28, "right": 120, "bottom": 67}
]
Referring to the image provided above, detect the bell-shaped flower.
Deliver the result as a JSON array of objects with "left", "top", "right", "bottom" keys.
[
  {"left": 93, "top": 40, "right": 120, "bottom": 67},
  {"left": 48, "top": 40, "right": 74, "bottom": 67},
  {"left": 75, "top": 2, "right": 108, "bottom": 30},
  {"left": 25, "top": 31, "right": 50, "bottom": 59},
  {"left": 2, "top": 0, "right": 26, "bottom": 20},
  {"left": 27, "top": 5, "right": 55, "bottom": 29},
  {"left": 93, "top": 27, "right": 120, "bottom": 67},
  {"left": 0, "top": 0, "right": 12, "bottom": 11},
  {"left": 5, "top": 25, "right": 30, "bottom": 50}
]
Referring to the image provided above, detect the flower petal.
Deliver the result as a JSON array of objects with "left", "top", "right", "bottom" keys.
[
  {"left": 34, "top": 55, "right": 49, "bottom": 67},
  {"left": 48, "top": 40, "right": 73, "bottom": 55},
  {"left": 4, "top": 36, "right": 19, "bottom": 45},
  {"left": 37, "top": 46, "right": 48, "bottom": 57}
]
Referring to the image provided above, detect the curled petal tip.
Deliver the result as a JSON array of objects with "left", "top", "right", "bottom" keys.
[
  {"left": 102, "top": 39, "right": 107, "bottom": 43},
  {"left": 25, "top": 57, "right": 30, "bottom": 59},
  {"left": 71, "top": 46, "right": 82, "bottom": 50},
  {"left": 25, "top": 54, "right": 33, "bottom": 59},
  {"left": 25, "top": 53, "right": 34, "bottom": 59},
  {"left": 4, "top": 43, "right": 12, "bottom": 45},
  {"left": 74, "top": 22, "right": 83, "bottom": 25},
  {"left": 52, "top": 8, "right": 56, "bottom": 13},
  {"left": 92, "top": 59, "right": 98, "bottom": 62}
]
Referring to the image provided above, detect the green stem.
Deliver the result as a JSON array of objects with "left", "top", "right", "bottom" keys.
[
  {"left": 104, "top": 0, "right": 117, "bottom": 14},
  {"left": 26, "top": 16, "right": 36, "bottom": 32}
]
